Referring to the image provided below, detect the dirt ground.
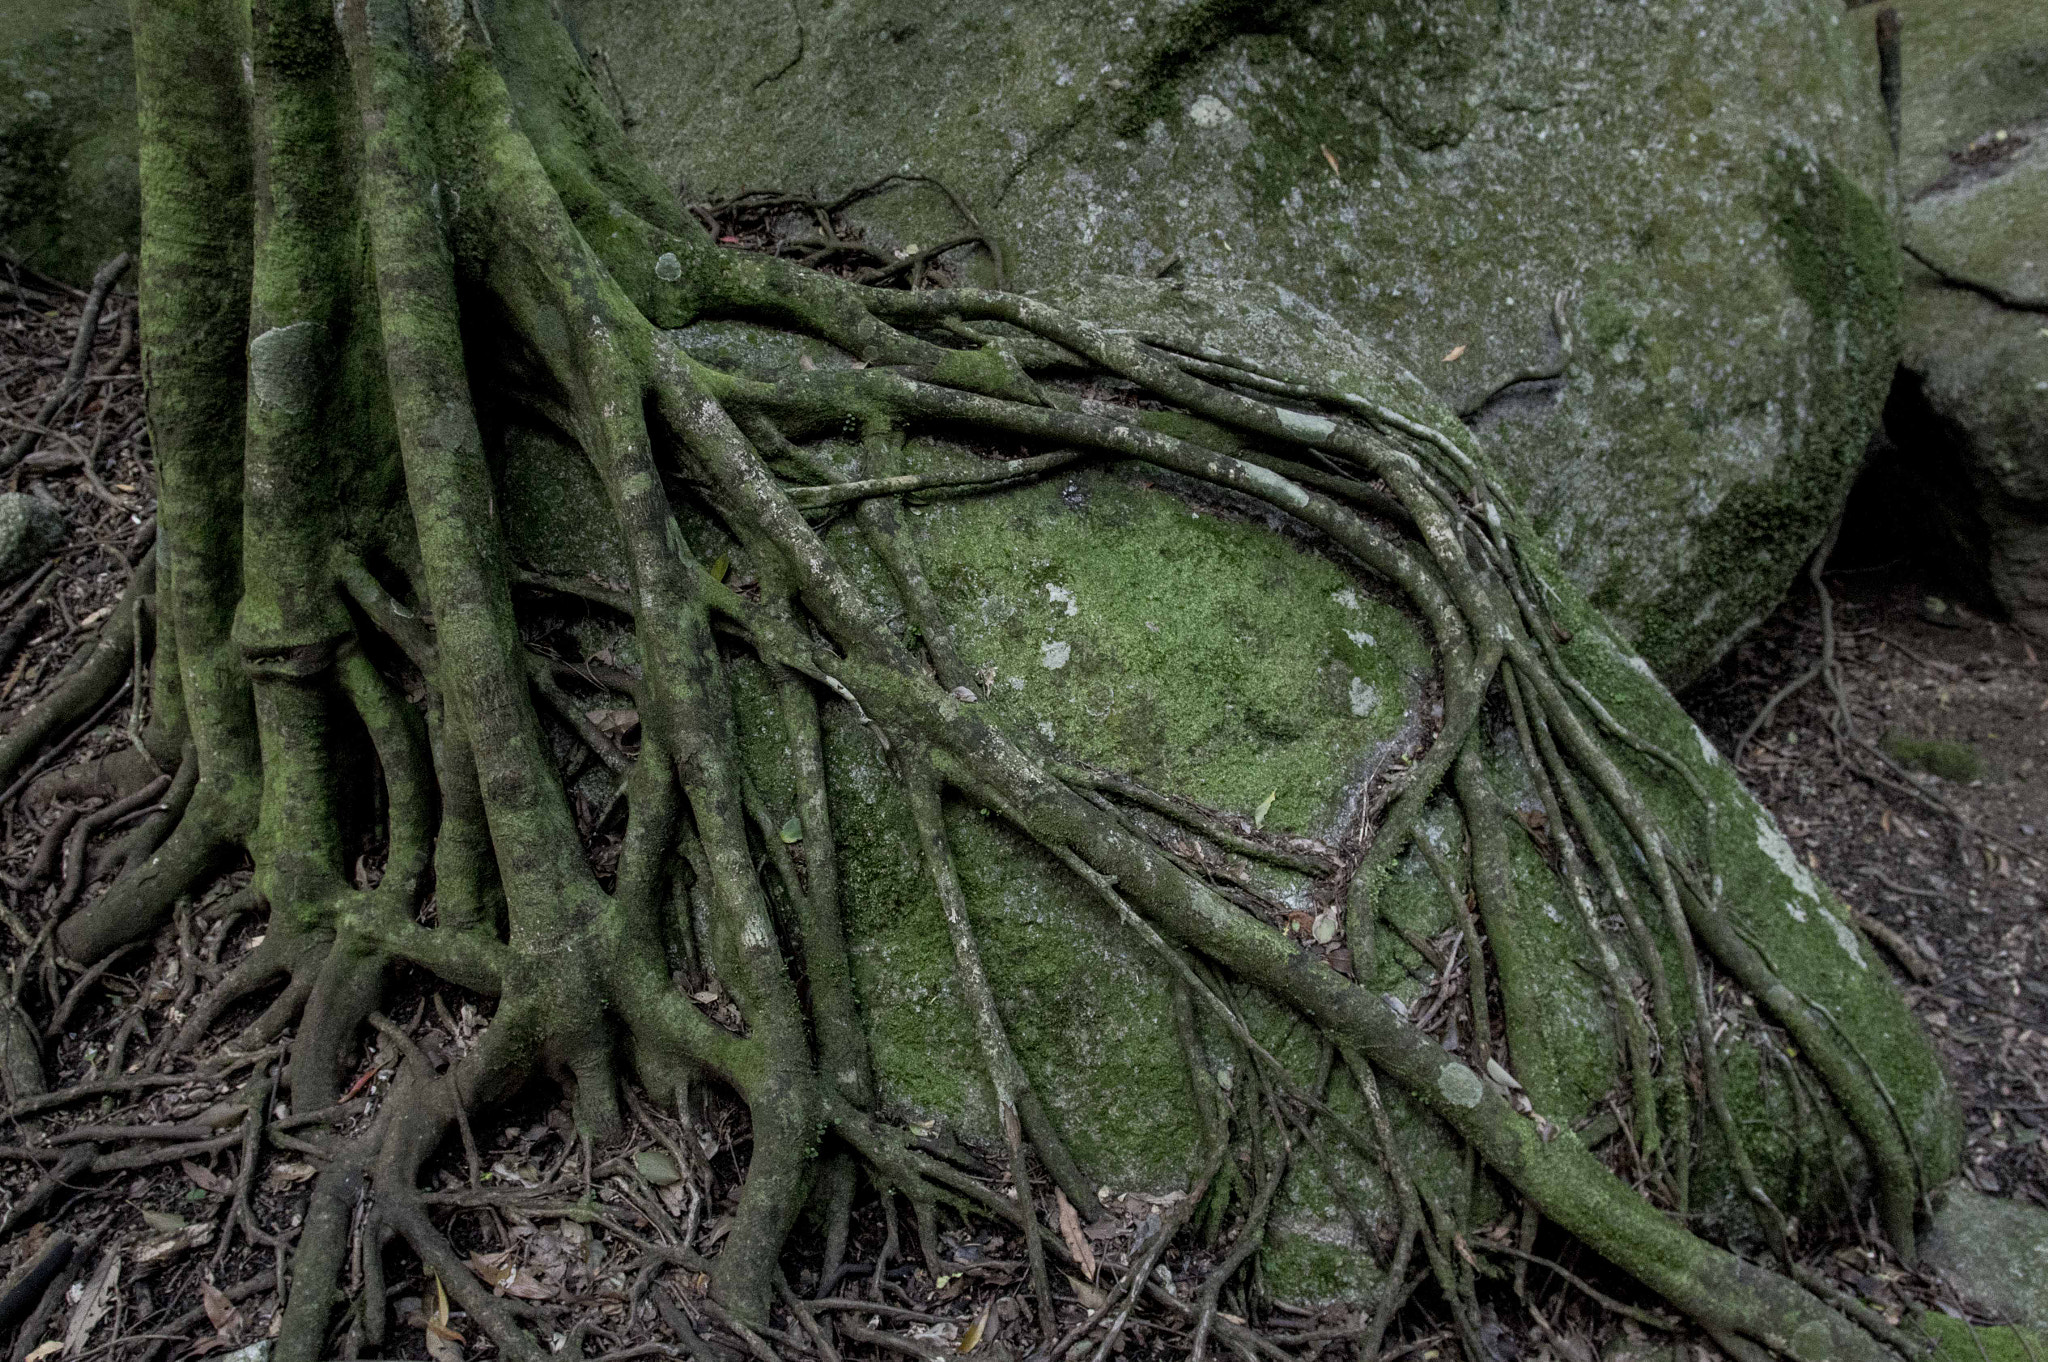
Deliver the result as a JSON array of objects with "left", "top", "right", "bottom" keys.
[{"left": 3, "top": 255, "right": 2044, "bottom": 1361}]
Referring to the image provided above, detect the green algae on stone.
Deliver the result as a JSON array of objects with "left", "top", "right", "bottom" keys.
[{"left": 570, "top": 0, "right": 1901, "bottom": 683}]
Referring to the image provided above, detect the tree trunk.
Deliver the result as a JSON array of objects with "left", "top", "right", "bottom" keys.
[{"left": 0, "top": 0, "right": 1958, "bottom": 1355}]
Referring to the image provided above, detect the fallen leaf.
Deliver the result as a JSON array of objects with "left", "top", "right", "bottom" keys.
[
  {"left": 633, "top": 1149, "right": 682, "bottom": 1187},
  {"left": 584, "top": 708, "right": 638, "bottom": 736},
  {"left": 132, "top": 1222, "right": 216, "bottom": 1269},
  {"left": 779, "top": 815, "right": 803, "bottom": 844},
  {"left": 468, "top": 1251, "right": 558, "bottom": 1301},
  {"left": 264, "top": 1162, "right": 317, "bottom": 1190},
  {"left": 958, "top": 1300, "right": 994, "bottom": 1353},
  {"left": 1311, "top": 908, "right": 1340, "bottom": 945},
  {"left": 1253, "top": 791, "right": 1276, "bottom": 830},
  {"left": 1485, "top": 1058, "right": 1522, "bottom": 1092},
  {"left": 77, "top": 606, "right": 112, "bottom": 628},
  {"left": 138, "top": 1209, "right": 187, "bottom": 1234},
  {"left": 183, "top": 1159, "right": 233, "bottom": 1195},
  {"left": 425, "top": 1274, "right": 464, "bottom": 1362},
  {"left": 62, "top": 1251, "right": 119, "bottom": 1356},
  {"left": 1063, "top": 1273, "right": 1108, "bottom": 1312},
  {"left": 26, "top": 1345, "right": 62, "bottom": 1362},
  {"left": 1442, "top": 344, "right": 1468, "bottom": 363},
  {"left": 201, "top": 1282, "right": 243, "bottom": 1341},
  {"left": 1054, "top": 1188, "right": 1096, "bottom": 1282},
  {"left": 1319, "top": 144, "right": 1341, "bottom": 179}
]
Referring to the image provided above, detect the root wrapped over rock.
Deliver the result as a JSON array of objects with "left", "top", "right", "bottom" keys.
[{"left": 0, "top": 0, "right": 1962, "bottom": 1355}]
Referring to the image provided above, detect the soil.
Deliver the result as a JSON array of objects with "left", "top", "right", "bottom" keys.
[{"left": 2, "top": 254, "right": 2044, "bottom": 1361}]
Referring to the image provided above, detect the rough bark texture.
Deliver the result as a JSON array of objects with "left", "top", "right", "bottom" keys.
[{"left": 0, "top": 0, "right": 1964, "bottom": 1356}]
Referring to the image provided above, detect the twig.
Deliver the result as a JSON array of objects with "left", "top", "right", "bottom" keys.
[{"left": 1, "top": 253, "right": 131, "bottom": 472}]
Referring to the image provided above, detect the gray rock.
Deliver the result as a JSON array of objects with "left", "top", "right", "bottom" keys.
[
  {"left": 1923, "top": 1183, "right": 2048, "bottom": 1330},
  {"left": 1867, "top": 0, "right": 2048, "bottom": 637},
  {"left": 571, "top": 0, "right": 1901, "bottom": 684},
  {"left": 0, "top": 493, "right": 68, "bottom": 582}
]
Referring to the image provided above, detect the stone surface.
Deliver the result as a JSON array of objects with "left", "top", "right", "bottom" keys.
[
  {"left": 0, "top": 0, "right": 138, "bottom": 285},
  {"left": 496, "top": 274, "right": 1956, "bottom": 1295},
  {"left": 1862, "top": 0, "right": 2048, "bottom": 636},
  {"left": 570, "top": 0, "right": 1901, "bottom": 685},
  {"left": 1923, "top": 1183, "right": 2048, "bottom": 1330},
  {"left": 0, "top": 493, "right": 68, "bottom": 583}
]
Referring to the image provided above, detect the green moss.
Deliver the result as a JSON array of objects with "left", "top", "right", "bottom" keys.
[
  {"left": 891, "top": 462, "right": 1428, "bottom": 834},
  {"left": 0, "top": 0, "right": 138, "bottom": 284},
  {"left": 1918, "top": 1312, "right": 2048, "bottom": 1362},
  {"left": 1881, "top": 732, "right": 1984, "bottom": 783},
  {"left": 1626, "top": 150, "right": 1902, "bottom": 678}
]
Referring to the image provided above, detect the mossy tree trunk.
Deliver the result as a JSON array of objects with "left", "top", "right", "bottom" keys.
[{"left": 2, "top": 0, "right": 1956, "bottom": 1355}]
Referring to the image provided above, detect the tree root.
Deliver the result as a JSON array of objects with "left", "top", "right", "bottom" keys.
[{"left": 2, "top": 0, "right": 1951, "bottom": 1356}]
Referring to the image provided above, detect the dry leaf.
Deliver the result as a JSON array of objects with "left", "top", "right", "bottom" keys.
[
  {"left": 77, "top": 606, "right": 112, "bottom": 628},
  {"left": 1442, "top": 344, "right": 1468, "bottom": 363},
  {"left": 62, "top": 1251, "right": 119, "bottom": 1356},
  {"left": 25, "top": 1345, "right": 62, "bottom": 1362},
  {"left": 1319, "top": 143, "right": 1341, "bottom": 179},
  {"left": 1253, "top": 790, "right": 1276, "bottom": 830},
  {"left": 957, "top": 1300, "right": 993, "bottom": 1353},
  {"left": 201, "top": 1282, "right": 244, "bottom": 1342},
  {"left": 264, "top": 1162, "right": 317, "bottom": 1189},
  {"left": 425, "top": 1274, "right": 465, "bottom": 1362},
  {"left": 469, "top": 1250, "right": 558, "bottom": 1301},
  {"left": 183, "top": 1159, "right": 233, "bottom": 1195},
  {"left": 1062, "top": 1273, "right": 1108, "bottom": 1312},
  {"left": 1484, "top": 1058, "right": 1522, "bottom": 1092},
  {"left": 138, "top": 1209, "right": 187, "bottom": 1234},
  {"left": 1054, "top": 1188, "right": 1096, "bottom": 1282},
  {"left": 132, "top": 1222, "right": 216, "bottom": 1269}
]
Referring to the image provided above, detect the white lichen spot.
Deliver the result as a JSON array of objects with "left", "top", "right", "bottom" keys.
[
  {"left": 1346, "top": 629, "right": 1376, "bottom": 649},
  {"left": 1040, "top": 640, "right": 1071, "bottom": 670},
  {"left": 1037, "top": 721, "right": 1056, "bottom": 741},
  {"left": 1695, "top": 725, "right": 1721, "bottom": 765},
  {"left": 1753, "top": 812, "right": 1820, "bottom": 901},
  {"left": 1626, "top": 654, "right": 1658, "bottom": 681},
  {"left": 1826, "top": 911, "right": 1868, "bottom": 969},
  {"left": 1786, "top": 902, "right": 1808, "bottom": 924},
  {"left": 248, "top": 321, "right": 323, "bottom": 413},
  {"left": 1046, "top": 584, "right": 1078, "bottom": 617},
  {"left": 1349, "top": 677, "right": 1376, "bottom": 717},
  {"left": 1438, "top": 1062, "right": 1485, "bottom": 1109},
  {"left": 1331, "top": 587, "right": 1360, "bottom": 611},
  {"left": 653, "top": 251, "right": 682, "bottom": 282},
  {"left": 1006, "top": 676, "right": 1026, "bottom": 691},
  {"left": 1188, "top": 94, "right": 1235, "bottom": 128}
]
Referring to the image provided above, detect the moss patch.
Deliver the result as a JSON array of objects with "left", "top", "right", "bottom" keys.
[{"left": 1881, "top": 732, "right": 1985, "bottom": 783}]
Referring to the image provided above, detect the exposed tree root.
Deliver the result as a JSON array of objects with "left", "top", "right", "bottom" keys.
[{"left": 0, "top": 0, "right": 1964, "bottom": 1356}]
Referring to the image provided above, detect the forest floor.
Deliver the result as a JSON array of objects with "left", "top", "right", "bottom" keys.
[{"left": 2, "top": 256, "right": 2044, "bottom": 1362}]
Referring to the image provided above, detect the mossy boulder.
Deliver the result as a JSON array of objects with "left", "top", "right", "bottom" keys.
[
  {"left": 1922, "top": 1184, "right": 2048, "bottom": 1334},
  {"left": 1858, "top": 0, "right": 2048, "bottom": 636},
  {"left": 498, "top": 275, "right": 1956, "bottom": 1299},
  {"left": 0, "top": 493, "right": 68, "bottom": 584},
  {"left": 567, "top": 0, "right": 1900, "bottom": 685},
  {"left": 0, "top": 0, "right": 138, "bottom": 284}
]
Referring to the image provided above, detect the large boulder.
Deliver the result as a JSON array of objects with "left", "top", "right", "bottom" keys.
[
  {"left": 0, "top": 0, "right": 138, "bottom": 285},
  {"left": 1861, "top": 0, "right": 2048, "bottom": 635},
  {"left": 569, "top": 0, "right": 1901, "bottom": 685},
  {"left": 500, "top": 275, "right": 1957, "bottom": 1296}
]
